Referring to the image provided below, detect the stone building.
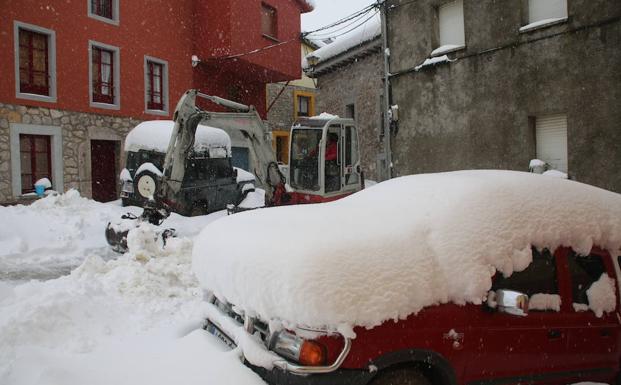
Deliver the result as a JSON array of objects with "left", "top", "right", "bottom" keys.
[
  {"left": 0, "top": 0, "right": 313, "bottom": 204},
  {"left": 305, "top": 17, "right": 386, "bottom": 181},
  {"left": 385, "top": 0, "right": 621, "bottom": 192},
  {"left": 266, "top": 38, "right": 319, "bottom": 165}
]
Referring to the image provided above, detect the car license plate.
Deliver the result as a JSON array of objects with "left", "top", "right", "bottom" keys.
[{"left": 205, "top": 320, "right": 237, "bottom": 349}]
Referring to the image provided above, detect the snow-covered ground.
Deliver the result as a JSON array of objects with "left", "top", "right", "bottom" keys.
[{"left": 0, "top": 190, "right": 264, "bottom": 385}]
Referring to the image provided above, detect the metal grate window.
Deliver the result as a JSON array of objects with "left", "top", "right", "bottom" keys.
[
  {"left": 18, "top": 29, "right": 49, "bottom": 96},
  {"left": 146, "top": 61, "right": 164, "bottom": 110},
  {"left": 92, "top": 46, "right": 115, "bottom": 104},
  {"left": 91, "top": 0, "right": 113, "bottom": 19}
]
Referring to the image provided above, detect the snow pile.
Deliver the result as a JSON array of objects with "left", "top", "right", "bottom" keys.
[
  {"left": 193, "top": 170, "right": 621, "bottom": 331},
  {"left": 529, "top": 293, "right": 561, "bottom": 312},
  {"left": 520, "top": 17, "right": 567, "bottom": 32},
  {"left": 586, "top": 274, "right": 617, "bottom": 317},
  {"left": 304, "top": 14, "right": 380, "bottom": 68},
  {"left": 125, "top": 120, "right": 232, "bottom": 156},
  {"left": 430, "top": 44, "right": 463, "bottom": 56},
  {"left": 529, "top": 158, "right": 547, "bottom": 168},
  {"left": 235, "top": 167, "right": 256, "bottom": 183},
  {"left": 135, "top": 162, "right": 163, "bottom": 177},
  {"left": 309, "top": 112, "right": 339, "bottom": 120},
  {"left": 238, "top": 189, "right": 266, "bottom": 210},
  {"left": 34, "top": 178, "right": 52, "bottom": 189},
  {"left": 120, "top": 168, "right": 132, "bottom": 182},
  {"left": 415, "top": 55, "right": 453, "bottom": 71},
  {"left": 543, "top": 169, "right": 568, "bottom": 179},
  {"left": 0, "top": 189, "right": 139, "bottom": 282},
  {"left": 0, "top": 203, "right": 263, "bottom": 384}
]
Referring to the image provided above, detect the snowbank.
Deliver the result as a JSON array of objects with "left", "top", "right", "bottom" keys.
[
  {"left": 0, "top": 194, "right": 259, "bottom": 384},
  {"left": 193, "top": 171, "right": 621, "bottom": 331},
  {"left": 125, "top": 120, "right": 232, "bottom": 156}
]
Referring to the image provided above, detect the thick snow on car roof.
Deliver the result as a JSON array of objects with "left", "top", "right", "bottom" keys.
[
  {"left": 125, "top": 120, "right": 231, "bottom": 155},
  {"left": 192, "top": 170, "right": 621, "bottom": 330}
]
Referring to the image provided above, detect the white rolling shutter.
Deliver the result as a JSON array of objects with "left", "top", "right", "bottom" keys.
[
  {"left": 536, "top": 114, "right": 568, "bottom": 173},
  {"left": 528, "top": 0, "right": 567, "bottom": 23},
  {"left": 439, "top": 0, "right": 465, "bottom": 47}
]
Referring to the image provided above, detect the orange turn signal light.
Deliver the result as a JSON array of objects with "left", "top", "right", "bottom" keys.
[{"left": 299, "top": 340, "right": 327, "bottom": 366}]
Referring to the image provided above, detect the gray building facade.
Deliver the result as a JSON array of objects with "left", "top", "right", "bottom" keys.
[{"left": 386, "top": 0, "right": 621, "bottom": 192}]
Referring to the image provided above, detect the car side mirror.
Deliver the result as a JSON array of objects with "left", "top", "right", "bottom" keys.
[{"left": 493, "top": 289, "right": 529, "bottom": 317}]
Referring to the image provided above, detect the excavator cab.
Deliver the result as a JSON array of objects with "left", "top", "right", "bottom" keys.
[{"left": 288, "top": 117, "right": 363, "bottom": 204}]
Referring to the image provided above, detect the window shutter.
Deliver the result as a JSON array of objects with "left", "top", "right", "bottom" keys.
[
  {"left": 536, "top": 114, "right": 568, "bottom": 173},
  {"left": 439, "top": 0, "right": 465, "bottom": 47},
  {"left": 528, "top": 0, "right": 567, "bottom": 23}
]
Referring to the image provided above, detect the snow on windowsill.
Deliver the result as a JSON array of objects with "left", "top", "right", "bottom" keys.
[
  {"left": 519, "top": 17, "right": 567, "bottom": 33},
  {"left": 430, "top": 44, "right": 465, "bottom": 57},
  {"left": 414, "top": 55, "right": 453, "bottom": 71}
]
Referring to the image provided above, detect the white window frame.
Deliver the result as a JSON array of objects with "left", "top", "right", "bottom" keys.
[
  {"left": 87, "top": 0, "right": 120, "bottom": 26},
  {"left": 10, "top": 123, "right": 64, "bottom": 197},
  {"left": 89, "top": 40, "right": 121, "bottom": 110},
  {"left": 13, "top": 21, "right": 57, "bottom": 103},
  {"left": 144, "top": 56, "right": 169, "bottom": 116},
  {"left": 521, "top": 0, "right": 568, "bottom": 32},
  {"left": 435, "top": 0, "right": 465, "bottom": 55}
]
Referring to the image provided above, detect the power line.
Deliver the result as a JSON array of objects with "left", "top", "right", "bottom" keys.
[
  {"left": 206, "top": 3, "right": 380, "bottom": 61},
  {"left": 304, "top": 9, "right": 375, "bottom": 38}
]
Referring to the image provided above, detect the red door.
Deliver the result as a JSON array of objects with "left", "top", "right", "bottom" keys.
[{"left": 91, "top": 140, "right": 118, "bottom": 202}]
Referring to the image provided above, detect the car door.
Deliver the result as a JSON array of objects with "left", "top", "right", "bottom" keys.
[
  {"left": 560, "top": 248, "right": 621, "bottom": 383},
  {"left": 465, "top": 248, "right": 574, "bottom": 385}
]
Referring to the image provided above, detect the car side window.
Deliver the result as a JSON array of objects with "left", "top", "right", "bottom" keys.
[
  {"left": 492, "top": 248, "right": 558, "bottom": 296},
  {"left": 567, "top": 251, "right": 606, "bottom": 306}
]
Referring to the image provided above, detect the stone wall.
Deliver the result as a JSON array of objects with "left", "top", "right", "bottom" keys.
[
  {"left": 315, "top": 51, "right": 385, "bottom": 182},
  {"left": 0, "top": 103, "right": 141, "bottom": 204},
  {"left": 266, "top": 83, "right": 316, "bottom": 133},
  {"left": 387, "top": 0, "right": 621, "bottom": 193}
]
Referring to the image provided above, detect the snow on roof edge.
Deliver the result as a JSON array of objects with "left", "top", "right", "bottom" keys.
[{"left": 304, "top": 15, "right": 381, "bottom": 70}]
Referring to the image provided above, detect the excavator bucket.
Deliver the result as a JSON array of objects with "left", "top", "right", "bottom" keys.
[{"left": 105, "top": 202, "right": 174, "bottom": 253}]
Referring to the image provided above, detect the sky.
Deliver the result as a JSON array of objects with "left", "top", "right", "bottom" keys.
[{"left": 301, "top": 0, "right": 377, "bottom": 33}]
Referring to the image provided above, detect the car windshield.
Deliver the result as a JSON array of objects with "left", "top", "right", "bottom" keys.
[{"left": 290, "top": 128, "right": 323, "bottom": 191}]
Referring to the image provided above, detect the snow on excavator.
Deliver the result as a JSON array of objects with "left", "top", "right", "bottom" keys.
[{"left": 105, "top": 89, "right": 363, "bottom": 252}]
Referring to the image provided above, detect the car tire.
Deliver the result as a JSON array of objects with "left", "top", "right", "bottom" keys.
[
  {"left": 134, "top": 170, "right": 159, "bottom": 201},
  {"left": 370, "top": 367, "right": 432, "bottom": 385}
]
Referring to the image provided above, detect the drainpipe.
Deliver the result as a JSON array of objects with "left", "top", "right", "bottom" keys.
[{"left": 379, "top": 0, "right": 393, "bottom": 180}]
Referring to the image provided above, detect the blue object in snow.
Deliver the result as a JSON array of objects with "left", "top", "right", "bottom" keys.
[{"left": 34, "top": 184, "right": 45, "bottom": 197}]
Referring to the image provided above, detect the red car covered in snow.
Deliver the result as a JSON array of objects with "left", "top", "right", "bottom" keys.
[{"left": 194, "top": 171, "right": 621, "bottom": 385}]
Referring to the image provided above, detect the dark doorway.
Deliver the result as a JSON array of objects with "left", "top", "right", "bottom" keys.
[{"left": 91, "top": 140, "right": 118, "bottom": 202}]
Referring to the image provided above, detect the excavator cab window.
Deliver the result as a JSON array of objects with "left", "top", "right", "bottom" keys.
[{"left": 290, "top": 128, "right": 322, "bottom": 191}]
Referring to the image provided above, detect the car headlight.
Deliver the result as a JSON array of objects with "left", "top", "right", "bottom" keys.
[{"left": 269, "top": 331, "right": 326, "bottom": 366}]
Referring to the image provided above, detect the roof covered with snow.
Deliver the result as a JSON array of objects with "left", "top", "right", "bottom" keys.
[
  {"left": 304, "top": 14, "right": 381, "bottom": 75},
  {"left": 193, "top": 170, "right": 621, "bottom": 331},
  {"left": 125, "top": 120, "right": 231, "bottom": 155}
]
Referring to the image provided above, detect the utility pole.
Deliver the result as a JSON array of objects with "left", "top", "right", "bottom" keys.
[{"left": 379, "top": 0, "right": 393, "bottom": 180}]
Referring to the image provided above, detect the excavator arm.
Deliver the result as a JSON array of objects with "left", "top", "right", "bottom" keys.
[{"left": 158, "top": 89, "right": 285, "bottom": 206}]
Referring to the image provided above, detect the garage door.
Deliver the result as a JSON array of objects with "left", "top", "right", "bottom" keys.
[{"left": 536, "top": 114, "right": 568, "bottom": 173}]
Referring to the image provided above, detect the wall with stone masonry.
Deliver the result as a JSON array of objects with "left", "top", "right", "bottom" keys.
[{"left": 0, "top": 103, "right": 141, "bottom": 204}]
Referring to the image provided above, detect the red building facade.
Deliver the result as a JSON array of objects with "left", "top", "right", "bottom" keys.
[{"left": 0, "top": 0, "right": 312, "bottom": 203}]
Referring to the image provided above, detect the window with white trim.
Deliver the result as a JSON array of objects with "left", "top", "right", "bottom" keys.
[
  {"left": 88, "top": 0, "right": 119, "bottom": 24},
  {"left": 89, "top": 41, "right": 120, "bottom": 109},
  {"left": 10, "top": 124, "right": 63, "bottom": 197},
  {"left": 528, "top": 0, "right": 567, "bottom": 24},
  {"left": 14, "top": 21, "right": 57, "bottom": 103},
  {"left": 437, "top": 0, "right": 465, "bottom": 48},
  {"left": 144, "top": 57, "right": 169, "bottom": 114}
]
